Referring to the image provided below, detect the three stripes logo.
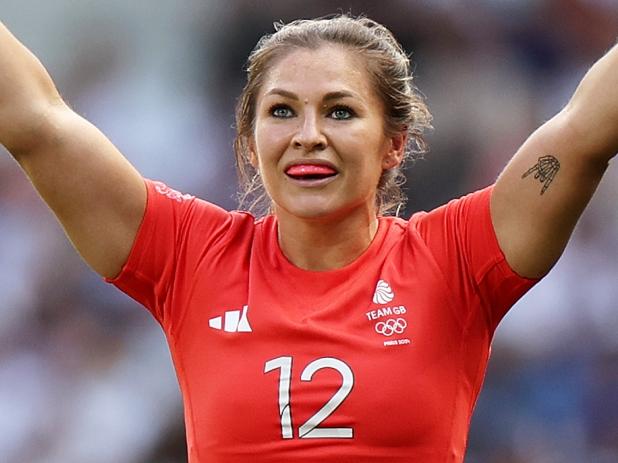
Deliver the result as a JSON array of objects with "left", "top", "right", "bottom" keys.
[{"left": 209, "top": 305, "right": 252, "bottom": 333}]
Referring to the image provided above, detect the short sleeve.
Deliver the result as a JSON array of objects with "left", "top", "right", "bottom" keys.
[
  {"left": 105, "top": 179, "right": 235, "bottom": 323},
  {"left": 411, "top": 185, "right": 539, "bottom": 330}
]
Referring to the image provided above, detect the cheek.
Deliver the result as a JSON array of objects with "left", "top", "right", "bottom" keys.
[
  {"left": 335, "top": 133, "right": 386, "bottom": 178},
  {"left": 254, "top": 124, "right": 293, "bottom": 163}
]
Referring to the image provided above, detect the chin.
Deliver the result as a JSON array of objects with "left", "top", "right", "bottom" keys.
[
  {"left": 275, "top": 197, "right": 345, "bottom": 221},
  {"left": 279, "top": 196, "right": 375, "bottom": 223}
]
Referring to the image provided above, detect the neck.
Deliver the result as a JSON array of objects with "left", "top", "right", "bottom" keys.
[{"left": 275, "top": 206, "right": 379, "bottom": 271}]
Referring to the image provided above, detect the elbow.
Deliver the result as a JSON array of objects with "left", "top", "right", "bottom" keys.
[
  {"left": 2, "top": 99, "right": 66, "bottom": 160},
  {"left": 556, "top": 105, "right": 617, "bottom": 167}
]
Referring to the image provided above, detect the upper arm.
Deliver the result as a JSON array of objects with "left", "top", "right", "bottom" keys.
[
  {"left": 491, "top": 108, "right": 609, "bottom": 278},
  {"left": 13, "top": 102, "right": 146, "bottom": 279}
]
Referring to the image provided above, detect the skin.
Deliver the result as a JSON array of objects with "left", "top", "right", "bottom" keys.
[
  {"left": 0, "top": 25, "right": 144, "bottom": 280},
  {"left": 251, "top": 45, "right": 405, "bottom": 271},
  {"left": 1, "top": 19, "right": 616, "bottom": 279}
]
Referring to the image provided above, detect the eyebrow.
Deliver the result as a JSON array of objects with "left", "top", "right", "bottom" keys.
[{"left": 264, "top": 88, "right": 359, "bottom": 102}]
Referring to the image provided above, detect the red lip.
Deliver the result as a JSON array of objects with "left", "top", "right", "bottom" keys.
[
  {"left": 284, "top": 160, "right": 339, "bottom": 179},
  {"left": 286, "top": 164, "right": 337, "bottom": 177}
]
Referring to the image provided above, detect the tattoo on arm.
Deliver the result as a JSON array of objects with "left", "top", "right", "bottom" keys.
[{"left": 521, "top": 155, "right": 560, "bottom": 195}]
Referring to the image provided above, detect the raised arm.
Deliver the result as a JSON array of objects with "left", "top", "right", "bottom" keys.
[
  {"left": 492, "top": 42, "right": 618, "bottom": 278},
  {"left": 0, "top": 21, "right": 146, "bottom": 279}
]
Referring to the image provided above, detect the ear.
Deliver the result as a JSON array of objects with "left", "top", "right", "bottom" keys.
[
  {"left": 248, "top": 138, "right": 259, "bottom": 169},
  {"left": 249, "top": 150, "right": 258, "bottom": 169},
  {"left": 382, "top": 132, "right": 407, "bottom": 170}
]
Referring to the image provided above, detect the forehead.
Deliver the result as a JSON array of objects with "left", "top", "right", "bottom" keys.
[{"left": 259, "top": 45, "right": 377, "bottom": 101}]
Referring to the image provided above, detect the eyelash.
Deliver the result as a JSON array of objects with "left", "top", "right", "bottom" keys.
[
  {"left": 329, "top": 105, "right": 355, "bottom": 120},
  {"left": 268, "top": 104, "right": 356, "bottom": 120},
  {"left": 269, "top": 104, "right": 295, "bottom": 118}
]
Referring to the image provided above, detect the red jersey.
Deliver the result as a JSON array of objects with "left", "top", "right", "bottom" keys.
[{"left": 107, "top": 179, "right": 537, "bottom": 462}]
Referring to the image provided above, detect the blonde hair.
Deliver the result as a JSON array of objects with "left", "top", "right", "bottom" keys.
[{"left": 234, "top": 14, "right": 432, "bottom": 216}]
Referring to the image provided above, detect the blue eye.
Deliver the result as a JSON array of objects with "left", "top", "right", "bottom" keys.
[
  {"left": 270, "top": 105, "right": 294, "bottom": 118},
  {"left": 330, "top": 106, "right": 354, "bottom": 120}
]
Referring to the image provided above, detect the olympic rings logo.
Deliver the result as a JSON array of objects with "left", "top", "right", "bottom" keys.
[{"left": 375, "top": 318, "right": 407, "bottom": 337}]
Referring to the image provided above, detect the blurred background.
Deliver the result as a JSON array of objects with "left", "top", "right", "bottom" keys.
[{"left": 1, "top": 0, "right": 617, "bottom": 462}]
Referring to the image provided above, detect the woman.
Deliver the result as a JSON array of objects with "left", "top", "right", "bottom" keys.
[{"left": 1, "top": 14, "right": 616, "bottom": 462}]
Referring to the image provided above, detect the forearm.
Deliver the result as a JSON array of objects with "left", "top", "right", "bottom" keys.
[
  {"left": 565, "top": 42, "right": 618, "bottom": 162},
  {"left": 0, "top": 21, "right": 63, "bottom": 154}
]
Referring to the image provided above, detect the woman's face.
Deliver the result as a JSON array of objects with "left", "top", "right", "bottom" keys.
[{"left": 252, "top": 45, "right": 404, "bottom": 221}]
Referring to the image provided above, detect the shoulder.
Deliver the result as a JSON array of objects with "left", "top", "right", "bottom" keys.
[
  {"left": 141, "top": 179, "right": 259, "bottom": 254},
  {"left": 409, "top": 186, "right": 494, "bottom": 235}
]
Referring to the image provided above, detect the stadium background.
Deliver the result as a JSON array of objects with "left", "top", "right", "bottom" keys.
[{"left": 1, "top": 1, "right": 617, "bottom": 462}]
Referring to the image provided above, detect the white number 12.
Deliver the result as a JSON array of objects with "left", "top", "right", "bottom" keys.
[{"left": 264, "top": 356, "right": 354, "bottom": 439}]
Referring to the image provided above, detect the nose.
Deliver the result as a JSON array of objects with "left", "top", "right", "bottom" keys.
[{"left": 292, "top": 111, "right": 327, "bottom": 152}]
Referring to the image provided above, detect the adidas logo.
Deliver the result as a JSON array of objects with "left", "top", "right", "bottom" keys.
[
  {"left": 209, "top": 305, "right": 252, "bottom": 332},
  {"left": 373, "top": 280, "right": 394, "bottom": 304}
]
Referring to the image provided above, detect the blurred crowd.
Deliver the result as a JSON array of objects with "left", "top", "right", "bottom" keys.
[{"left": 1, "top": 1, "right": 617, "bottom": 462}]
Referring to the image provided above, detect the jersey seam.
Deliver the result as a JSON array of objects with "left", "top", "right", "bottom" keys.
[
  {"left": 446, "top": 297, "right": 479, "bottom": 463},
  {"left": 465, "top": 292, "right": 491, "bottom": 456},
  {"left": 473, "top": 256, "right": 508, "bottom": 330},
  {"left": 409, "top": 224, "right": 470, "bottom": 330},
  {"left": 167, "top": 332, "right": 199, "bottom": 461},
  {"left": 160, "top": 196, "right": 199, "bottom": 331}
]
